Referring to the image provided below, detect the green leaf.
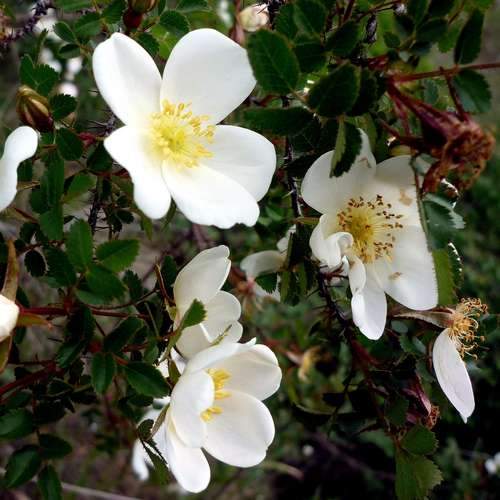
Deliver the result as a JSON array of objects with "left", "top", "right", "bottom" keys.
[
  {"left": 293, "top": 0, "right": 327, "bottom": 37},
  {"left": 88, "top": 142, "right": 113, "bottom": 172},
  {"left": 54, "top": 0, "right": 92, "bottom": 11},
  {"left": 330, "top": 122, "right": 362, "bottom": 177},
  {"left": 96, "top": 239, "right": 140, "bottom": 273},
  {"left": 41, "top": 152, "right": 65, "bottom": 207},
  {"left": 176, "top": 0, "right": 210, "bottom": 12},
  {"left": 56, "top": 128, "right": 83, "bottom": 161},
  {"left": 53, "top": 21, "right": 77, "bottom": 43},
  {"left": 395, "top": 450, "right": 442, "bottom": 500},
  {"left": 20, "top": 55, "right": 37, "bottom": 87},
  {"left": 386, "top": 397, "right": 409, "bottom": 427},
  {"left": 38, "top": 466, "right": 62, "bottom": 500},
  {"left": 39, "top": 206, "right": 64, "bottom": 241},
  {"left": 138, "top": 32, "right": 160, "bottom": 56},
  {"left": 91, "top": 352, "right": 117, "bottom": 394},
  {"left": 25, "top": 250, "right": 46, "bottom": 277},
  {"left": 243, "top": 107, "right": 313, "bottom": 136},
  {"left": 159, "top": 10, "right": 190, "bottom": 37},
  {"left": 35, "top": 64, "right": 59, "bottom": 96},
  {"left": 50, "top": 94, "right": 77, "bottom": 120},
  {"left": 294, "top": 41, "right": 326, "bottom": 72},
  {"left": 39, "top": 434, "right": 73, "bottom": 459},
  {"left": 407, "top": 0, "right": 428, "bottom": 24},
  {"left": 4, "top": 445, "right": 41, "bottom": 488},
  {"left": 416, "top": 18, "right": 447, "bottom": 43},
  {"left": 275, "top": 4, "right": 298, "bottom": 40},
  {"left": 308, "top": 63, "right": 360, "bottom": 117},
  {"left": 103, "top": 317, "right": 144, "bottom": 353},
  {"left": 247, "top": 30, "right": 300, "bottom": 95},
  {"left": 59, "top": 44, "right": 81, "bottom": 59},
  {"left": 349, "top": 68, "right": 379, "bottom": 116},
  {"left": 453, "top": 69, "right": 491, "bottom": 114},
  {"left": 102, "top": 0, "right": 126, "bottom": 23},
  {"left": 64, "top": 173, "right": 95, "bottom": 202},
  {"left": 256, "top": 273, "right": 278, "bottom": 293},
  {"left": 401, "top": 425, "right": 438, "bottom": 455},
  {"left": 46, "top": 248, "right": 77, "bottom": 287},
  {"left": 125, "top": 362, "right": 170, "bottom": 397},
  {"left": 327, "top": 20, "right": 362, "bottom": 57},
  {"left": 0, "top": 409, "right": 34, "bottom": 439},
  {"left": 74, "top": 12, "right": 101, "bottom": 40},
  {"left": 180, "top": 299, "right": 206, "bottom": 329},
  {"left": 67, "top": 219, "right": 93, "bottom": 271},
  {"left": 454, "top": 10, "right": 484, "bottom": 64},
  {"left": 433, "top": 247, "right": 457, "bottom": 306},
  {"left": 86, "top": 264, "right": 126, "bottom": 300}
]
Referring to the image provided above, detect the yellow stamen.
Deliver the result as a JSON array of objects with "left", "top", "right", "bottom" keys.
[
  {"left": 448, "top": 298, "right": 487, "bottom": 358},
  {"left": 337, "top": 195, "right": 404, "bottom": 263},
  {"left": 200, "top": 369, "right": 231, "bottom": 422},
  {"left": 149, "top": 100, "right": 215, "bottom": 167}
]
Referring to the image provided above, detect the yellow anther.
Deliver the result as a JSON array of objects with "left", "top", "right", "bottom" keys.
[
  {"left": 449, "top": 298, "right": 487, "bottom": 358},
  {"left": 200, "top": 369, "right": 231, "bottom": 422},
  {"left": 337, "top": 195, "right": 404, "bottom": 263},
  {"left": 149, "top": 100, "right": 215, "bottom": 168}
]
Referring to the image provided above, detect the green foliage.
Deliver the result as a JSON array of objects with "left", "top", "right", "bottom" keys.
[
  {"left": 453, "top": 69, "right": 492, "bottom": 113},
  {"left": 124, "top": 363, "right": 170, "bottom": 397},
  {"left": 4, "top": 446, "right": 41, "bottom": 488},
  {"left": 247, "top": 30, "right": 300, "bottom": 94},
  {"left": 91, "top": 352, "right": 117, "bottom": 394},
  {"left": 454, "top": 10, "right": 484, "bottom": 64},
  {"left": 243, "top": 107, "right": 313, "bottom": 135},
  {"left": 327, "top": 20, "right": 362, "bottom": 57},
  {"left": 96, "top": 240, "right": 140, "bottom": 273},
  {"left": 67, "top": 220, "right": 93, "bottom": 271},
  {"left": 38, "top": 466, "right": 62, "bottom": 500},
  {"left": 308, "top": 63, "right": 360, "bottom": 117}
]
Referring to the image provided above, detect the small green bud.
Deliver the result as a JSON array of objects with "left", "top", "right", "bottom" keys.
[{"left": 16, "top": 86, "right": 54, "bottom": 133}]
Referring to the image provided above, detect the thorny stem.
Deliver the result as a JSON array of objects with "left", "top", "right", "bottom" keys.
[{"left": 392, "top": 62, "right": 500, "bottom": 83}]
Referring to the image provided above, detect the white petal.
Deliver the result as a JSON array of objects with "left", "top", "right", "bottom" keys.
[
  {"left": 301, "top": 131, "right": 376, "bottom": 215},
  {"left": 185, "top": 339, "right": 257, "bottom": 374},
  {"left": 173, "top": 246, "right": 230, "bottom": 312},
  {"left": 93, "top": 33, "right": 161, "bottom": 126},
  {"left": 161, "top": 29, "right": 255, "bottom": 125},
  {"left": 0, "top": 127, "right": 38, "bottom": 212},
  {"left": 0, "top": 294, "right": 20, "bottom": 342},
  {"left": 241, "top": 250, "right": 284, "bottom": 279},
  {"left": 351, "top": 273, "right": 387, "bottom": 340},
  {"left": 176, "top": 321, "right": 243, "bottom": 359},
  {"left": 371, "top": 225, "right": 438, "bottom": 310},
  {"left": 104, "top": 126, "right": 171, "bottom": 219},
  {"left": 433, "top": 330, "right": 474, "bottom": 422},
  {"left": 310, "top": 215, "right": 353, "bottom": 268},
  {"left": 202, "top": 291, "right": 242, "bottom": 341},
  {"left": 213, "top": 344, "right": 281, "bottom": 400},
  {"left": 204, "top": 125, "right": 276, "bottom": 200},
  {"left": 170, "top": 371, "right": 213, "bottom": 447},
  {"left": 203, "top": 390, "right": 275, "bottom": 467},
  {"left": 163, "top": 414, "right": 211, "bottom": 493},
  {"left": 367, "top": 155, "right": 422, "bottom": 226},
  {"left": 348, "top": 255, "right": 366, "bottom": 295},
  {"left": 163, "top": 162, "right": 260, "bottom": 228},
  {"left": 131, "top": 440, "right": 151, "bottom": 481}
]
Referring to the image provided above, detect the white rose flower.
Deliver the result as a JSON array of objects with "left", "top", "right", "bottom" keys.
[
  {"left": 174, "top": 246, "right": 242, "bottom": 358},
  {"left": 0, "top": 294, "right": 20, "bottom": 342},
  {"left": 432, "top": 298, "right": 487, "bottom": 422},
  {"left": 301, "top": 131, "right": 438, "bottom": 340},
  {"left": 154, "top": 340, "right": 282, "bottom": 493},
  {"left": 0, "top": 127, "right": 38, "bottom": 213},
  {"left": 92, "top": 29, "right": 276, "bottom": 227}
]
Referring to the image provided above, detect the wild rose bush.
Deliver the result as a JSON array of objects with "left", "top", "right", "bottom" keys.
[{"left": 0, "top": 0, "right": 499, "bottom": 498}]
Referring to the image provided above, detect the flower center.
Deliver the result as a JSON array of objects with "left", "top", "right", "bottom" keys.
[
  {"left": 149, "top": 100, "right": 215, "bottom": 167},
  {"left": 337, "top": 195, "right": 404, "bottom": 263},
  {"left": 201, "top": 368, "right": 230, "bottom": 422},
  {"left": 448, "top": 298, "right": 487, "bottom": 358}
]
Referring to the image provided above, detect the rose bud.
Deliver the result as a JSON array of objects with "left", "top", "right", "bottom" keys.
[{"left": 16, "top": 85, "right": 53, "bottom": 133}]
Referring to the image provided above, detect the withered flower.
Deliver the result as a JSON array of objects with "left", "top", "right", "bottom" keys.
[{"left": 388, "top": 85, "right": 495, "bottom": 193}]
